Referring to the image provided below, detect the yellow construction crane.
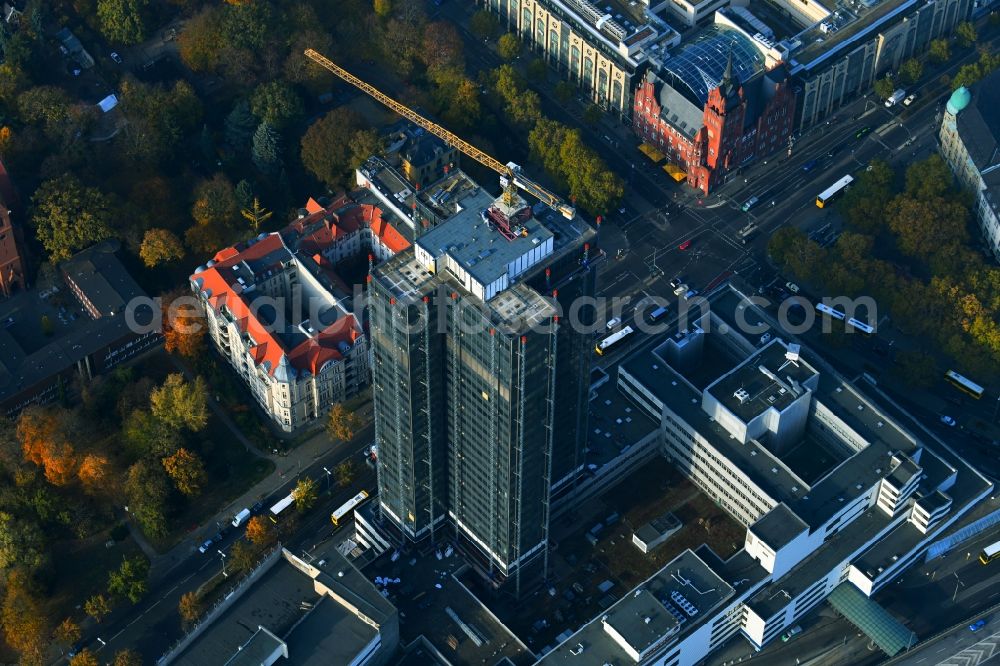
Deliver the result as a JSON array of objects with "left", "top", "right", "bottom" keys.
[{"left": 304, "top": 49, "right": 576, "bottom": 220}]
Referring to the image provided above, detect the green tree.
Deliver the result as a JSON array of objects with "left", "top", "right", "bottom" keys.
[
  {"left": 893, "top": 350, "right": 937, "bottom": 388},
  {"left": 840, "top": 159, "right": 894, "bottom": 233},
  {"left": 527, "top": 58, "right": 547, "bottom": 83},
  {"left": 113, "top": 649, "right": 143, "bottom": 666},
  {"left": 241, "top": 198, "right": 273, "bottom": 232},
  {"left": 583, "top": 104, "right": 603, "bottom": 125},
  {"left": 108, "top": 556, "right": 149, "bottom": 603},
  {"left": 373, "top": 0, "right": 392, "bottom": 19},
  {"left": 428, "top": 66, "right": 481, "bottom": 129},
  {"left": 97, "top": 0, "right": 149, "bottom": 45},
  {"left": 300, "top": 108, "right": 379, "bottom": 187},
  {"left": 84, "top": 594, "right": 112, "bottom": 622},
  {"left": 250, "top": 81, "right": 303, "bottom": 130},
  {"left": 956, "top": 21, "right": 977, "bottom": 48},
  {"left": 178, "top": 6, "right": 224, "bottom": 72},
  {"left": 235, "top": 179, "right": 254, "bottom": 210},
  {"left": 422, "top": 22, "right": 464, "bottom": 70},
  {"left": 873, "top": 75, "right": 895, "bottom": 100},
  {"left": 291, "top": 477, "right": 318, "bottom": 511},
  {"left": 470, "top": 10, "right": 498, "bottom": 40},
  {"left": 251, "top": 121, "right": 282, "bottom": 173},
  {"left": 123, "top": 409, "right": 182, "bottom": 458},
  {"left": 326, "top": 403, "right": 363, "bottom": 442},
  {"left": 1, "top": 570, "right": 49, "bottom": 664},
  {"left": 229, "top": 540, "right": 256, "bottom": 572},
  {"left": 139, "top": 228, "right": 184, "bottom": 267},
  {"left": 952, "top": 62, "right": 982, "bottom": 89},
  {"left": 161, "top": 448, "right": 207, "bottom": 497},
  {"left": 224, "top": 99, "right": 256, "bottom": 152},
  {"left": 124, "top": 461, "right": 171, "bottom": 539},
  {"left": 929, "top": 38, "right": 951, "bottom": 63},
  {"left": 335, "top": 459, "right": 357, "bottom": 487},
  {"left": 0, "top": 512, "right": 48, "bottom": 572},
  {"left": 191, "top": 174, "right": 238, "bottom": 228},
  {"left": 899, "top": 58, "right": 922, "bottom": 85},
  {"left": 119, "top": 79, "right": 203, "bottom": 164},
  {"left": 554, "top": 80, "right": 575, "bottom": 104},
  {"left": 150, "top": 374, "right": 208, "bottom": 432},
  {"left": 904, "top": 154, "right": 952, "bottom": 200},
  {"left": 53, "top": 617, "right": 81, "bottom": 648},
  {"left": 886, "top": 196, "right": 968, "bottom": 260},
  {"left": 497, "top": 33, "right": 521, "bottom": 61},
  {"left": 178, "top": 591, "right": 201, "bottom": 625},
  {"left": 31, "top": 175, "right": 114, "bottom": 262}
]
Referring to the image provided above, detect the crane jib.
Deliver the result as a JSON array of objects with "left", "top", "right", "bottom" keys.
[{"left": 304, "top": 49, "right": 576, "bottom": 220}]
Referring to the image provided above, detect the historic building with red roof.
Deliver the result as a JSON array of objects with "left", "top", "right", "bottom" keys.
[
  {"left": 190, "top": 192, "right": 411, "bottom": 432},
  {"left": 0, "top": 158, "right": 27, "bottom": 298}
]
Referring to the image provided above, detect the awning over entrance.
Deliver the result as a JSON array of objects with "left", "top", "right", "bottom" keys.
[
  {"left": 663, "top": 164, "right": 687, "bottom": 182},
  {"left": 827, "top": 582, "right": 917, "bottom": 657},
  {"left": 638, "top": 143, "right": 665, "bottom": 163}
]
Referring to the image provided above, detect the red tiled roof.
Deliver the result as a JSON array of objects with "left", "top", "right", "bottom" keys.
[
  {"left": 287, "top": 314, "right": 360, "bottom": 376},
  {"left": 305, "top": 197, "right": 324, "bottom": 214},
  {"left": 369, "top": 207, "right": 411, "bottom": 253}
]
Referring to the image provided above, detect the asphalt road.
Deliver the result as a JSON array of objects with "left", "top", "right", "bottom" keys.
[{"left": 87, "top": 435, "right": 375, "bottom": 664}]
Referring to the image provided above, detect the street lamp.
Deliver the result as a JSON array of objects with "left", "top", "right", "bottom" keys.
[
  {"left": 952, "top": 572, "right": 964, "bottom": 602},
  {"left": 218, "top": 549, "right": 228, "bottom": 578},
  {"left": 323, "top": 466, "right": 332, "bottom": 492}
]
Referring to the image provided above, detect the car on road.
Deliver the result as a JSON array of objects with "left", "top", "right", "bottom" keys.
[
  {"left": 741, "top": 196, "right": 759, "bottom": 212},
  {"left": 110, "top": 51, "right": 123, "bottom": 64},
  {"left": 941, "top": 415, "right": 957, "bottom": 427},
  {"left": 669, "top": 276, "right": 685, "bottom": 289},
  {"left": 785, "top": 281, "right": 800, "bottom": 294},
  {"left": 606, "top": 317, "right": 622, "bottom": 331},
  {"left": 678, "top": 239, "right": 692, "bottom": 251},
  {"left": 198, "top": 534, "right": 221, "bottom": 553},
  {"left": 903, "top": 93, "right": 917, "bottom": 106},
  {"left": 781, "top": 625, "right": 803, "bottom": 641},
  {"left": 682, "top": 289, "right": 699, "bottom": 301},
  {"left": 673, "top": 283, "right": 689, "bottom": 296},
  {"left": 856, "top": 126, "right": 872, "bottom": 139},
  {"left": 802, "top": 159, "right": 818, "bottom": 172},
  {"left": 970, "top": 619, "right": 986, "bottom": 632}
]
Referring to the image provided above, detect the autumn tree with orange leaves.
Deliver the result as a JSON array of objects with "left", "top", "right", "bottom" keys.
[
  {"left": 161, "top": 291, "right": 206, "bottom": 358},
  {"left": 161, "top": 448, "right": 207, "bottom": 496},
  {"left": 78, "top": 453, "right": 111, "bottom": 496},
  {"left": 16, "top": 407, "right": 78, "bottom": 486},
  {"left": 244, "top": 515, "right": 276, "bottom": 547}
]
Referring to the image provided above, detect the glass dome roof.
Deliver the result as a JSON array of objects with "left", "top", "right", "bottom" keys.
[{"left": 661, "top": 25, "right": 765, "bottom": 106}]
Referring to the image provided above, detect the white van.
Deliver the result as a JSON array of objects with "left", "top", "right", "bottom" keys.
[{"left": 231, "top": 508, "right": 251, "bottom": 528}]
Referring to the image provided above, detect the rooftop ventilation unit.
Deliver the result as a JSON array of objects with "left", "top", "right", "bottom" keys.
[{"left": 734, "top": 388, "right": 751, "bottom": 404}]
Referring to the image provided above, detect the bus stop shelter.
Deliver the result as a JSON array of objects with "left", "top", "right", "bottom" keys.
[{"left": 827, "top": 582, "right": 917, "bottom": 657}]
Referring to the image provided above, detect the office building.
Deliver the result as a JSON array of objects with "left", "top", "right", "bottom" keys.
[
  {"left": 633, "top": 19, "right": 796, "bottom": 194},
  {"left": 169, "top": 547, "right": 399, "bottom": 666},
  {"left": 480, "top": 0, "right": 681, "bottom": 118},
  {"left": 939, "top": 77, "right": 1000, "bottom": 261},
  {"left": 0, "top": 241, "right": 160, "bottom": 416},
  {"left": 0, "top": 158, "right": 27, "bottom": 298},
  {"left": 191, "top": 193, "right": 410, "bottom": 432},
  {"left": 369, "top": 168, "right": 597, "bottom": 592},
  {"left": 540, "top": 284, "right": 992, "bottom": 664}
]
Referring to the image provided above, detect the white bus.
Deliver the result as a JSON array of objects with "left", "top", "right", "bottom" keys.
[
  {"left": 815, "top": 302, "right": 846, "bottom": 321},
  {"left": 816, "top": 175, "right": 854, "bottom": 208},
  {"left": 980, "top": 541, "right": 1000, "bottom": 564},
  {"left": 945, "top": 370, "right": 984, "bottom": 400},
  {"left": 332, "top": 490, "right": 370, "bottom": 526},
  {"left": 595, "top": 326, "right": 634, "bottom": 356},
  {"left": 268, "top": 493, "right": 295, "bottom": 523},
  {"left": 847, "top": 318, "right": 874, "bottom": 336}
]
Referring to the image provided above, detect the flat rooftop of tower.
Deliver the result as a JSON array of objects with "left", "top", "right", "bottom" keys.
[
  {"left": 416, "top": 193, "right": 555, "bottom": 290},
  {"left": 540, "top": 549, "right": 734, "bottom": 663}
]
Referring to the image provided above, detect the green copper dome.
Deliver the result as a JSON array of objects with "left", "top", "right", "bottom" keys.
[{"left": 947, "top": 87, "right": 971, "bottom": 115}]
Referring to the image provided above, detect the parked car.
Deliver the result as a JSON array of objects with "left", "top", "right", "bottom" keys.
[
  {"left": 682, "top": 289, "right": 699, "bottom": 301},
  {"left": 781, "top": 625, "right": 803, "bottom": 641},
  {"left": 785, "top": 281, "right": 800, "bottom": 294},
  {"left": 669, "top": 276, "right": 686, "bottom": 289},
  {"left": 941, "top": 415, "right": 957, "bottom": 427},
  {"left": 903, "top": 93, "right": 917, "bottom": 106},
  {"left": 198, "top": 538, "right": 215, "bottom": 554},
  {"left": 606, "top": 317, "right": 622, "bottom": 331},
  {"left": 110, "top": 51, "right": 123, "bottom": 64}
]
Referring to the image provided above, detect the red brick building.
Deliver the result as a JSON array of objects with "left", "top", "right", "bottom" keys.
[
  {"left": 0, "top": 158, "right": 27, "bottom": 297},
  {"left": 633, "top": 55, "right": 796, "bottom": 194}
]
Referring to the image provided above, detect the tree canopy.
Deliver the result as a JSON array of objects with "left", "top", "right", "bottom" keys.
[
  {"left": 300, "top": 108, "right": 379, "bottom": 187},
  {"left": 31, "top": 175, "right": 114, "bottom": 262}
]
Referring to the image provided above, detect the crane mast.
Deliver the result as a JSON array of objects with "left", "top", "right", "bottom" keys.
[{"left": 304, "top": 49, "right": 576, "bottom": 220}]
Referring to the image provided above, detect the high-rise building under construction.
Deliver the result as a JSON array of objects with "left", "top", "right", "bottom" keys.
[{"left": 368, "top": 168, "right": 597, "bottom": 591}]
